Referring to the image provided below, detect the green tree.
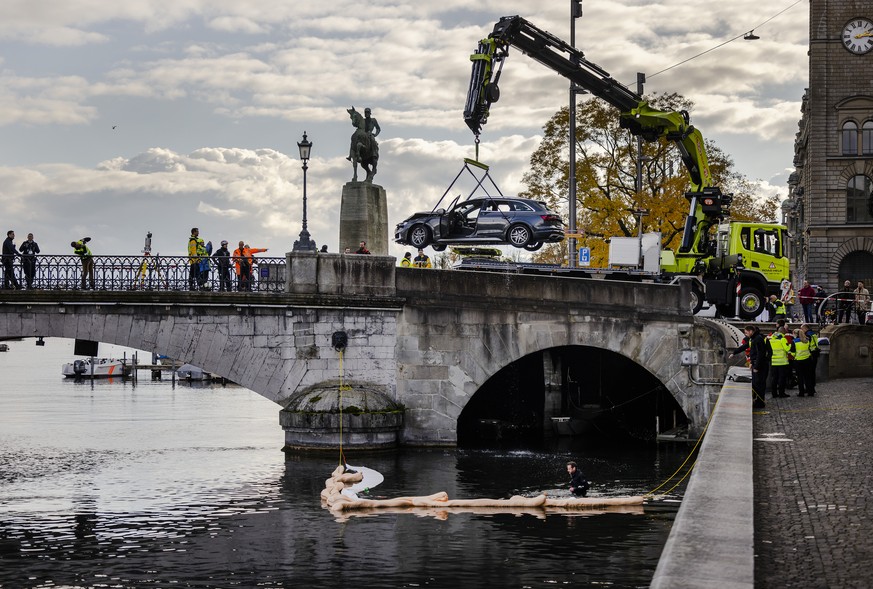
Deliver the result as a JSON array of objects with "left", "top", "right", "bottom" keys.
[{"left": 520, "top": 93, "right": 779, "bottom": 266}]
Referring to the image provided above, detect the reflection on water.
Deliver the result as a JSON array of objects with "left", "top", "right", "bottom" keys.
[{"left": 0, "top": 339, "right": 684, "bottom": 588}]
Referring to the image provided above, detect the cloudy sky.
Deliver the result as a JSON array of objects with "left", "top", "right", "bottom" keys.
[{"left": 0, "top": 0, "right": 808, "bottom": 259}]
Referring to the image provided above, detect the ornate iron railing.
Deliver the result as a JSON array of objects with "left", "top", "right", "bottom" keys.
[{"left": 1, "top": 255, "right": 287, "bottom": 293}]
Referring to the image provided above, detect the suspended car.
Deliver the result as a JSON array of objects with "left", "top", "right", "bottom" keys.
[{"left": 394, "top": 196, "right": 564, "bottom": 252}]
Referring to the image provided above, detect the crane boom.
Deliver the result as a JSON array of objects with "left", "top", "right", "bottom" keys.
[{"left": 464, "top": 15, "right": 721, "bottom": 254}]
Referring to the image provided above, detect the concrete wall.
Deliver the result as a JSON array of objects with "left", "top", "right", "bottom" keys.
[
  {"left": 650, "top": 366, "right": 754, "bottom": 589},
  {"left": 822, "top": 324, "right": 873, "bottom": 378}
]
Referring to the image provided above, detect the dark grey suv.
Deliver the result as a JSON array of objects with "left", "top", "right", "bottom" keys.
[{"left": 394, "top": 196, "right": 564, "bottom": 251}]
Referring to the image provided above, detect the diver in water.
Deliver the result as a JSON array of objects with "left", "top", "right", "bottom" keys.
[{"left": 567, "top": 461, "right": 590, "bottom": 497}]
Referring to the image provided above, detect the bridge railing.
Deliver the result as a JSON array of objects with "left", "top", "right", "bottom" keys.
[{"left": 2, "top": 255, "right": 287, "bottom": 292}]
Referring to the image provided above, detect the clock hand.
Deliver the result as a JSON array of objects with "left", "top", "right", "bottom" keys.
[{"left": 855, "top": 31, "right": 873, "bottom": 39}]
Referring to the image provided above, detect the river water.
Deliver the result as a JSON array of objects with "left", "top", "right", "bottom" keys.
[{"left": 0, "top": 339, "right": 687, "bottom": 589}]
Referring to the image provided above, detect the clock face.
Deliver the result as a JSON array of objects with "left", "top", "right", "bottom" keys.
[{"left": 843, "top": 18, "right": 873, "bottom": 54}]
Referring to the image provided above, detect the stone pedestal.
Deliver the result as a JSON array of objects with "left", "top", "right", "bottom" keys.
[{"left": 340, "top": 182, "right": 388, "bottom": 255}]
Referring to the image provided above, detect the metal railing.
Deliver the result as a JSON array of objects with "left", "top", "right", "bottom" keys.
[{"left": 1, "top": 255, "right": 287, "bottom": 293}]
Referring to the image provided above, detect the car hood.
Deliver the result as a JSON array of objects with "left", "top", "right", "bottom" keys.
[{"left": 398, "top": 211, "right": 435, "bottom": 224}]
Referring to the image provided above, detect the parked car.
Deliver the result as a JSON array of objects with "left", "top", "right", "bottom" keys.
[{"left": 394, "top": 196, "right": 564, "bottom": 251}]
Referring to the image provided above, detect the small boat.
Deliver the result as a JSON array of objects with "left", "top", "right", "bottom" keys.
[
  {"left": 175, "top": 363, "right": 213, "bottom": 381},
  {"left": 0, "top": 343, "right": 8, "bottom": 352},
  {"left": 62, "top": 358, "right": 132, "bottom": 378}
]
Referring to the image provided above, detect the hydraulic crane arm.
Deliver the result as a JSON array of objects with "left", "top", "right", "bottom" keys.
[{"left": 464, "top": 16, "right": 715, "bottom": 192}]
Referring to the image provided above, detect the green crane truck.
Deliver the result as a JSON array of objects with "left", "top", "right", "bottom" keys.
[{"left": 462, "top": 15, "right": 789, "bottom": 319}]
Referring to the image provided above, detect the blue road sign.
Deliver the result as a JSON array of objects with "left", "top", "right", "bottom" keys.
[{"left": 578, "top": 247, "right": 591, "bottom": 266}]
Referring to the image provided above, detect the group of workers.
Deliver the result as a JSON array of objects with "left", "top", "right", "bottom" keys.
[
  {"left": 188, "top": 228, "right": 268, "bottom": 292},
  {"left": 399, "top": 248, "right": 432, "bottom": 269},
  {"left": 734, "top": 321, "right": 821, "bottom": 409}
]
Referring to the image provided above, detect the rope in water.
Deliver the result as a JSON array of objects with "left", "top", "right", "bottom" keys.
[{"left": 643, "top": 387, "right": 722, "bottom": 499}]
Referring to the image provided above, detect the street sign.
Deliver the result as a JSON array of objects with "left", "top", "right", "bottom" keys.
[{"left": 578, "top": 247, "right": 591, "bottom": 267}]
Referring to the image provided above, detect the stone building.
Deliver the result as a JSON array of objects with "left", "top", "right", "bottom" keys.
[{"left": 786, "top": 1, "right": 873, "bottom": 294}]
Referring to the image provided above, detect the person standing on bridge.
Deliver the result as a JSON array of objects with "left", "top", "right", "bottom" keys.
[
  {"left": 798, "top": 280, "right": 816, "bottom": 324},
  {"left": 212, "top": 240, "right": 232, "bottom": 292},
  {"left": 837, "top": 279, "right": 853, "bottom": 324},
  {"left": 2, "top": 230, "right": 21, "bottom": 290},
  {"left": 744, "top": 325, "right": 768, "bottom": 409},
  {"left": 854, "top": 281, "right": 869, "bottom": 326},
  {"left": 70, "top": 237, "right": 95, "bottom": 290},
  {"left": 18, "top": 233, "right": 40, "bottom": 289},
  {"left": 187, "top": 228, "right": 208, "bottom": 291},
  {"left": 413, "top": 249, "right": 431, "bottom": 268},
  {"left": 566, "top": 461, "right": 590, "bottom": 497}
]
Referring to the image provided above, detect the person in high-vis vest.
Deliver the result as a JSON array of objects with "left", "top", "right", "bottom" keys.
[
  {"left": 800, "top": 324, "right": 820, "bottom": 396},
  {"left": 70, "top": 237, "right": 95, "bottom": 290},
  {"left": 790, "top": 329, "right": 815, "bottom": 397},
  {"left": 769, "top": 330, "right": 792, "bottom": 398},
  {"left": 188, "top": 228, "right": 208, "bottom": 291},
  {"left": 400, "top": 252, "right": 412, "bottom": 267},
  {"left": 768, "top": 295, "right": 788, "bottom": 322}
]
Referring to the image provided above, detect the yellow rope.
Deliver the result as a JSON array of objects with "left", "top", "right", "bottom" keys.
[{"left": 644, "top": 387, "right": 723, "bottom": 499}]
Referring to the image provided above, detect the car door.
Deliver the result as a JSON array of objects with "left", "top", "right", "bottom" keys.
[{"left": 475, "top": 199, "right": 511, "bottom": 238}]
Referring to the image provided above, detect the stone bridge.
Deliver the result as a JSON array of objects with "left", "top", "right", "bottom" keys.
[{"left": 0, "top": 254, "right": 738, "bottom": 448}]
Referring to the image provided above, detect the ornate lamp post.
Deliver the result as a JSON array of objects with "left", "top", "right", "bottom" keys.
[{"left": 293, "top": 131, "right": 318, "bottom": 252}]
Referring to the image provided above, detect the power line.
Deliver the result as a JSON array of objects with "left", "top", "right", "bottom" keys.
[{"left": 645, "top": 0, "right": 804, "bottom": 81}]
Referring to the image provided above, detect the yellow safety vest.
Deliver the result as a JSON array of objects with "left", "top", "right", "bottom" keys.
[
  {"left": 793, "top": 340, "right": 811, "bottom": 362},
  {"left": 769, "top": 334, "right": 790, "bottom": 366}
]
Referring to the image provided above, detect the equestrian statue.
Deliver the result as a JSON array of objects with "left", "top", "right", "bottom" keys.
[{"left": 347, "top": 106, "right": 380, "bottom": 183}]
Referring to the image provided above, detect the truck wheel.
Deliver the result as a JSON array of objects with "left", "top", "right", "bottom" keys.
[
  {"left": 738, "top": 287, "right": 765, "bottom": 319},
  {"left": 507, "top": 224, "right": 532, "bottom": 247},
  {"left": 690, "top": 284, "right": 704, "bottom": 315},
  {"left": 432, "top": 244, "right": 447, "bottom": 252},
  {"left": 409, "top": 224, "right": 431, "bottom": 248}
]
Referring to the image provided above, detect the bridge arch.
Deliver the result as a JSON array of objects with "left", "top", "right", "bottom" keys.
[{"left": 456, "top": 344, "right": 690, "bottom": 445}]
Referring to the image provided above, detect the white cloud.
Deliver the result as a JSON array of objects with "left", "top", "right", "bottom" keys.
[{"left": 0, "top": 0, "right": 811, "bottom": 260}]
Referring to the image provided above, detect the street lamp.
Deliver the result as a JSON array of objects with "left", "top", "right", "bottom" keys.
[{"left": 293, "top": 131, "right": 318, "bottom": 252}]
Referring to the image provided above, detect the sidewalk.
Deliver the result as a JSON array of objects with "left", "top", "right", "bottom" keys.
[{"left": 753, "top": 376, "right": 873, "bottom": 588}]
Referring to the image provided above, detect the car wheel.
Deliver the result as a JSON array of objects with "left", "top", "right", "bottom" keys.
[
  {"left": 738, "top": 286, "right": 765, "bottom": 320},
  {"left": 432, "top": 244, "right": 447, "bottom": 252},
  {"left": 507, "top": 224, "right": 532, "bottom": 247},
  {"left": 409, "top": 224, "right": 431, "bottom": 249},
  {"left": 523, "top": 241, "right": 543, "bottom": 252}
]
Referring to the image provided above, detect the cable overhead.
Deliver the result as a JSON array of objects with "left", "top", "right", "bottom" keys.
[{"left": 644, "top": 0, "right": 804, "bottom": 81}]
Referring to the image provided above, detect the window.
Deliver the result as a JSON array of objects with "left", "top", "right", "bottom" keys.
[
  {"left": 838, "top": 251, "right": 873, "bottom": 286},
  {"left": 863, "top": 121, "right": 873, "bottom": 155},
  {"left": 842, "top": 121, "right": 858, "bottom": 155},
  {"left": 847, "top": 175, "right": 873, "bottom": 223},
  {"left": 752, "top": 229, "right": 779, "bottom": 256}
]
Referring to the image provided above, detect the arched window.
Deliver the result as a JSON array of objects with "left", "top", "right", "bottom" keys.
[
  {"left": 838, "top": 251, "right": 873, "bottom": 286},
  {"left": 847, "top": 175, "right": 873, "bottom": 223},
  {"left": 842, "top": 121, "right": 858, "bottom": 155},
  {"left": 863, "top": 121, "right": 873, "bottom": 155}
]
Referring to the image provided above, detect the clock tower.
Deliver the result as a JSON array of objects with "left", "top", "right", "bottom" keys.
[{"left": 787, "top": 0, "right": 873, "bottom": 303}]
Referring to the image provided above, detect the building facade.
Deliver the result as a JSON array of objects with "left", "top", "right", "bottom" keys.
[{"left": 786, "top": 1, "right": 873, "bottom": 295}]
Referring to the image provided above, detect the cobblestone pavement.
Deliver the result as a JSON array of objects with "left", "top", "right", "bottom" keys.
[{"left": 754, "top": 376, "right": 873, "bottom": 589}]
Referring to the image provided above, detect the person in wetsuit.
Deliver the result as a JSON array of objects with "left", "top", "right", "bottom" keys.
[{"left": 567, "top": 461, "right": 590, "bottom": 497}]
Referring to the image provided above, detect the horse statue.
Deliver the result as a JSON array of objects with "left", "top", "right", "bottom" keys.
[{"left": 347, "top": 107, "right": 378, "bottom": 183}]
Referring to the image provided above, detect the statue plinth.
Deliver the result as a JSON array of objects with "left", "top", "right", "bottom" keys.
[{"left": 340, "top": 182, "right": 389, "bottom": 255}]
